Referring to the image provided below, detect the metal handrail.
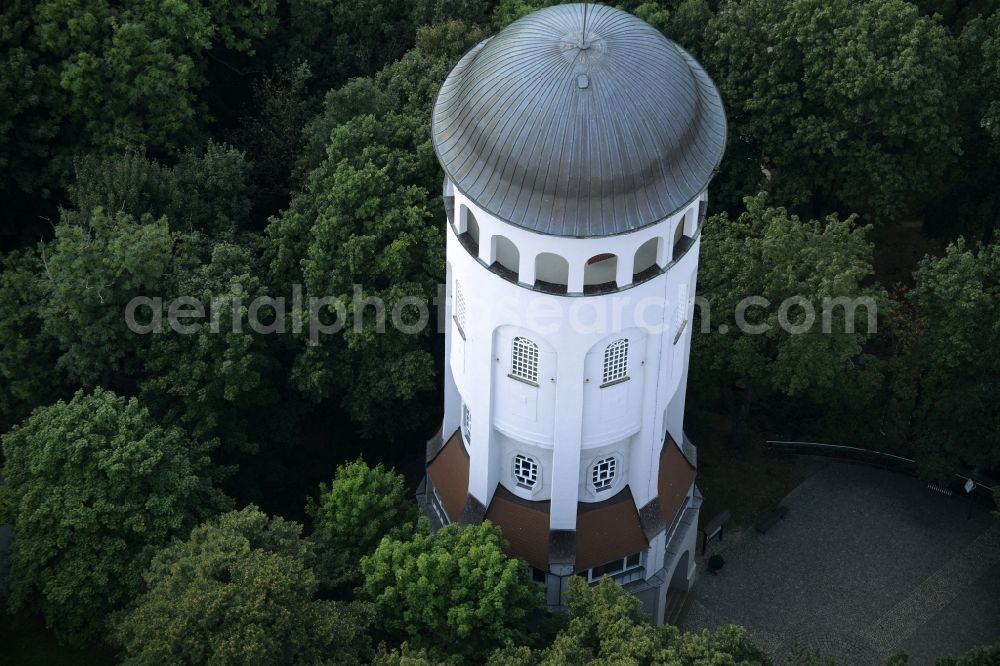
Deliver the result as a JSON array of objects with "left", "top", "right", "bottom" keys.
[{"left": 764, "top": 440, "right": 997, "bottom": 503}]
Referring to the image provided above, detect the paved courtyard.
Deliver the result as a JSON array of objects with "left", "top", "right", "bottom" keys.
[{"left": 681, "top": 463, "right": 1000, "bottom": 665}]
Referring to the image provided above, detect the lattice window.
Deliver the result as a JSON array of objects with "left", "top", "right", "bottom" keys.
[
  {"left": 511, "top": 337, "right": 539, "bottom": 383},
  {"left": 512, "top": 454, "right": 539, "bottom": 490},
  {"left": 455, "top": 281, "right": 467, "bottom": 333},
  {"left": 591, "top": 456, "right": 617, "bottom": 492},
  {"left": 462, "top": 404, "right": 471, "bottom": 443},
  {"left": 602, "top": 338, "right": 629, "bottom": 384}
]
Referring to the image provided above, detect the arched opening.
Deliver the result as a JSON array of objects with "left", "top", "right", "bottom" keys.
[
  {"left": 669, "top": 550, "right": 691, "bottom": 591},
  {"left": 583, "top": 253, "right": 618, "bottom": 294},
  {"left": 458, "top": 206, "right": 480, "bottom": 257},
  {"left": 534, "top": 252, "right": 568, "bottom": 294},
  {"left": 633, "top": 238, "right": 661, "bottom": 283},
  {"left": 443, "top": 178, "right": 455, "bottom": 225},
  {"left": 491, "top": 235, "right": 519, "bottom": 282},
  {"left": 671, "top": 214, "right": 692, "bottom": 261}
]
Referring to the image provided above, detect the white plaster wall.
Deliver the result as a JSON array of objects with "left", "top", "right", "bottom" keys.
[
  {"left": 492, "top": 325, "right": 557, "bottom": 446},
  {"left": 444, "top": 181, "right": 704, "bottom": 529},
  {"left": 581, "top": 330, "right": 646, "bottom": 448},
  {"left": 644, "top": 530, "right": 667, "bottom": 578},
  {"left": 496, "top": 432, "right": 553, "bottom": 501},
  {"left": 577, "top": 439, "right": 631, "bottom": 500}
]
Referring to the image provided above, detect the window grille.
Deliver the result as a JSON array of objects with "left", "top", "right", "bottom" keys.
[
  {"left": 462, "top": 404, "right": 471, "bottom": 443},
  {"left": 513, "top": 454, "right": 539, "bottom": 490},
  {"left": 511, "top": 337, "right": 539, "bottom": 383},
  {"left": 455, "top": 282, "right": 467, "bottom": 333},
  {"left": 592, "top": 456, "right": 617, "bottom": 492},
  {"left": 602, "top": 339, "right": 629, "bottom": 384}
]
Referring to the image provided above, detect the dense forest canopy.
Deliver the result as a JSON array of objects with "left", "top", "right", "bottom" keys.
[{"left": 0, "top": 0, "right": 998, "bottom": 663}]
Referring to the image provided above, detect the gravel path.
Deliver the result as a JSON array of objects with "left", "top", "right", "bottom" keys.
[{"left": 681, "top": 464, "right": 1000, "bottom": 665}]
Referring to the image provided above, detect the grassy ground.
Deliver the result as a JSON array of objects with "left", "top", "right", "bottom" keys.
[
  {"left": 0, "top": 614, "right": 116, "bottom": 666},
  {"left": 686, "top": 404, "right": 815, "bottom": 529}
]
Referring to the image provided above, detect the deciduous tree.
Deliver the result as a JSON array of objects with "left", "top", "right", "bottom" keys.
[
  {"left": 0, "top": 389, "right": 228, "bottom": 643},
  {"left": 360, "top": 522, "right": 544, "bottom": 663},
  {"left": 704, "top": 0, "right": 960, "bottom": 221},
  {"left": 0, "top": 0, "right": 275, "bottom": 214},
  {"left": 692, "top": 193, "right": 884, "bottom": 445},
  {"left": 40, "top": 209, "right": 174, "bottom": 387},
  {"left": 268, "top": 111, "right": 443, "bottom": 439},
  {"left": 113, "top": 506, "right": 370, "bottom": 665},
  {"left": 890, "top": 240, "right": 1000, "bottom": 478},
  {"left": 491, "top": 576, "right": 771, "bottom": 665},
  {"left": 68, "top": 143, "right": 253, "bottom": 236},
  {"left": 0, "top": 248, "right": 66, "bottom": 426},
  {"left": 139, "top": 239, "right": 290, "bottom": 454},
  {"left": 307, "top": 458, "right": 418, "bottom": 591}
]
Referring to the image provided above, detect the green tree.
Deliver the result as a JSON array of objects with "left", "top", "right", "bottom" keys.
[
  {"left": 493, "top": 576, "right": 771, "bottom": 665},
  {"left": 307, "top": 458, "right": 418, "bottom": 591},
  {"left": 230, "top": 62, "right": 317, "bottom": 224},
  {"left": 296, "top": 21, "right": 485, "bottom": 179},
  {"left": 659, "top": 0, "right": 714, "bottom": 55},
  {"left": 268, "top": 111, "right": 443, "bottom": 439},
  {"left": 704, "top": 0, "right": 960, "bottom": 221},
  {"left": 891, "top": 640, "right": 1000, "bottom": 665},
  {"left": 692, "top": 193, "right": 884, "bottom": 445},
  {"left": 139, "top": 239, "right": 289, "bottom": 454},
  {"left": 373, "top": 644, "right": 439, "bottom": 665},
  {"left": 360, "top": 522, "right": 544, "bottom": 663},
  {"left": 947, "top": 9, "right": 1000, "bottom": 242},
  {"left": 268, "top": 23, "right": 484, "bottom": 439},
  {"left": 273, "top": 0, "right": 420, "bottom": 94},
  {"left": 0, "top": 0, "right": 275, "bottom": 210},
  {"left": 889, "top": 239, "right": 1000, "bottom": 478},
  {"left": 0, "top": 1, "right": 55, "bottom": 209},
  {"left": 68, "top": 143, "right": 253, "bottom": 236},
  {"left": 40, "top": 208, "right": 174, "bottom": 387},
  {"left": 0, "top": 389, "right": 229, "bottom": 643},
  {"left": 936, "top": 641, "right": 1000, "bottom": 666},
  {"left": 113, "top": 506, "right": 370, "bottom": 666},
  {"left": 0, "top": 248, "right": 67, "bottom": 427}
]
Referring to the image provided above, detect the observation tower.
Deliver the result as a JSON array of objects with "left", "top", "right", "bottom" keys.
[{"left": 422, "top": 2, "right": 726, "bottom": 623}]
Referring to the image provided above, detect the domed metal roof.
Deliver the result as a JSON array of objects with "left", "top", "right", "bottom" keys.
[{"left": 432, "top": 3, "right": 727, "bottom": 238}]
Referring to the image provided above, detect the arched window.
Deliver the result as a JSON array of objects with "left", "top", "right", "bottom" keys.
[
  {"left": 534, "top": 252, "right": 569, "bottom": 294},
  {"left": 510, "top": 336, "right": 539, "bottom": 384},
  {"left": 513, "top": 454, "right": 539, "bottom": 490},
  {"left": 584, "top": 253, "right": 618, "bottom": 293},
  {"left": 602, "top": 338, "right": 629, "bottom": 384},
  {"left": 458, "top": 206, "right": 480, "bottom": 256},
  {"left": 591, "top": 456, "right": 617, "bottom": 492},
  {"left": 633, "top": 237, "right": 661, "bottom": 282},
  {"left": 454, "top": 281, "right": 467, "bottom": 335},
  {"left": 467, "top": 209, "right": 480, "bottom": 245},
  {"left": 492, "top": 235, "right": 520, "bottom": 281}
]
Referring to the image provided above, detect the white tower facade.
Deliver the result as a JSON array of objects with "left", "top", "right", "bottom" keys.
[{"left": 422, "top": 4, "right": 726, "bottom": 624}]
